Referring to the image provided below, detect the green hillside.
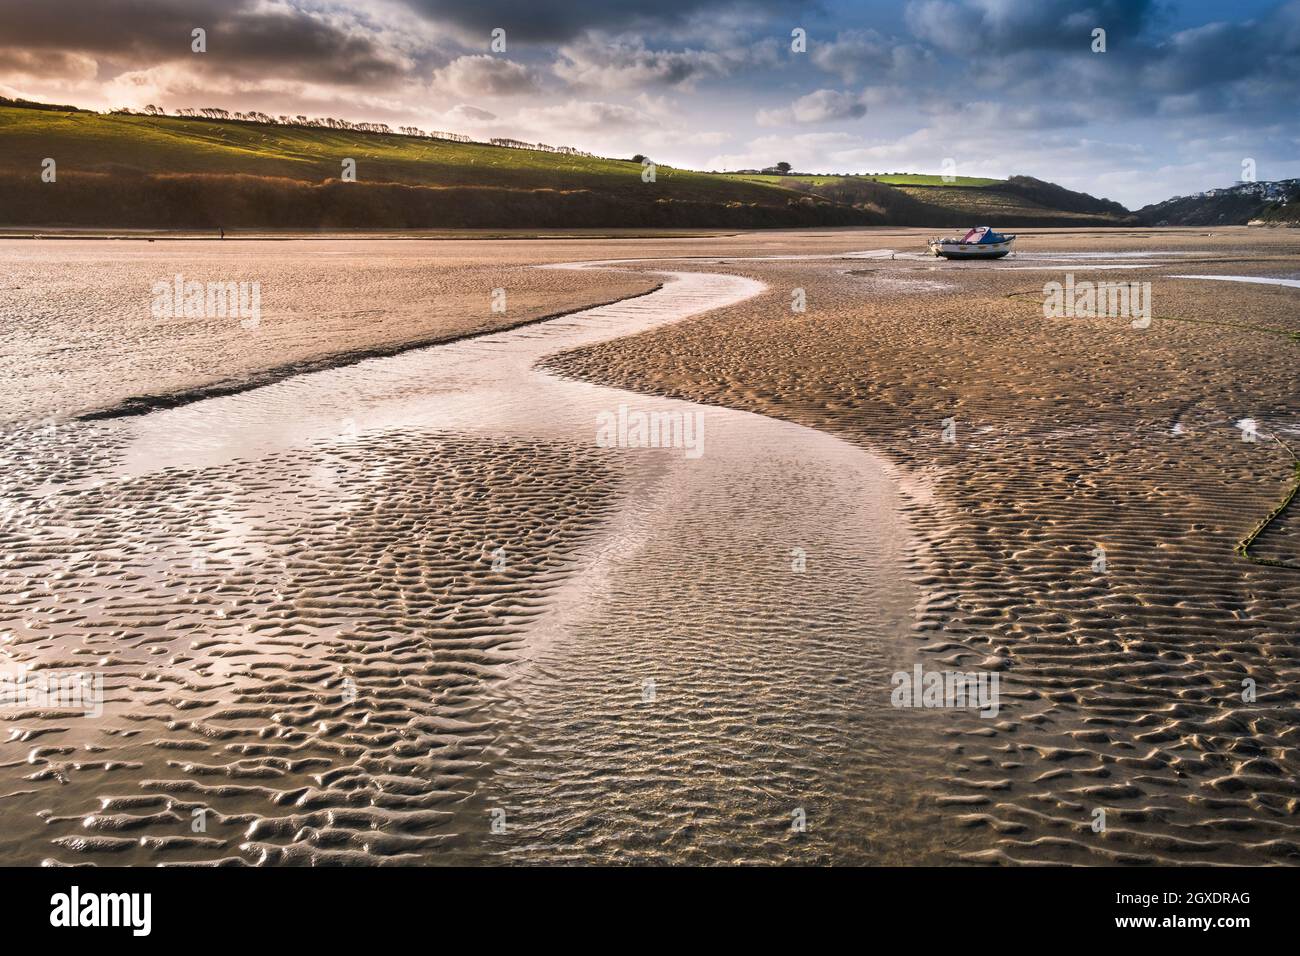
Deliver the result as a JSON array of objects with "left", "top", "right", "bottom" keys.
[
  {"left": 0, "top": 106, "right": 780, "bottom": 200},
  {"left": 724, "top": 172, "right": 1002, "bottom": 187},
  {"left": 775, "top": 174, "right": 1134, "bottom": 227},
  {"left": 0, "top": 105, "right": 1135, "bottom": 230}
]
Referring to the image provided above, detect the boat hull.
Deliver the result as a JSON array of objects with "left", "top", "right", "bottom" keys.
[{"left": 928, "top": 239, "right": 1015, "bottom": 259}]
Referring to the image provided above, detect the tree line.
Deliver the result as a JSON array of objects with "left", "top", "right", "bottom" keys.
[{"left": 105, "top": 104, "right": 598, "bottom": 156}]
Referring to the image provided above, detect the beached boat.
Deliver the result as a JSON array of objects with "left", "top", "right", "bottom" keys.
[{"left": 928, "top": 226, "right": 1016, "bottom": 259}]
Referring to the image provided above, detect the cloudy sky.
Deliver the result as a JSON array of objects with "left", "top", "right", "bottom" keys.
[{"left": 2, "top": 0, "right": 1297, "bottom": 207}]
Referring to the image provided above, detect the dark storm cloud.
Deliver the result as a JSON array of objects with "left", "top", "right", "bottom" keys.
[
  {"left": 904, "top": 0, "right": 1157, "bottom": 54},
  {"left": 0, "top": 47, "right": 98, "bottom": 81},
  {"left": 900, "top": 0, "right": 1300, "bottom": 121},
  {"left": 399, "top": 0, "right": 798, "bottom": 42},
  {"left": 1142, "top": 6, "right": 1300, "bottom": 95},
  {"left": 0, "top": 0, "right": 408, "bottom": 84}
]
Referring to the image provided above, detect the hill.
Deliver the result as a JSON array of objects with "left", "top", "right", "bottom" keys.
[
  {"left": 1136, "top": 179, "right": 1300, "bottom": 226},
  {"left": 0, "top": 103, "right": 1135, "bottom": 230},
  {"left": 722, "top": 172, "right": 1001, "bottom": 187},
  {"left": 777, "top": 174, "right": 1135, "bottom": 227}
]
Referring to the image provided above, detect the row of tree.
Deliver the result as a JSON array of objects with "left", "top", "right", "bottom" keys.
[
  {"left": 0, "top": 94, "right": 85, "bottom": 113},
  {"left": 107, "top": 104, "right": 596, "bottom": 156},
  {"left": 7, "top": 96, "right": 641, "bottom": 165},
  {"left": 488, "top": 137, "right": 594, "bottom": 156}
]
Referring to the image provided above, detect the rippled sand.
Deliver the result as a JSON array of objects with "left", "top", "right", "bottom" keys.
[
  {"left": 548, "top": 227, "right": 1300, "bottom": 865},
  {"left": 2, "top": 240, "right": 960, "bottom": 865},
  {"left": 3, "top": 228, "right": 1297, "bottom": 866},
  {"left": 0, "top": 239, "right": 658, "bottom": 424}
]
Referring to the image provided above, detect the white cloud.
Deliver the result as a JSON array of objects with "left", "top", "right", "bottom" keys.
[
  {"left": 515, "top": 99, "right": 651, "bottom": 132},
  {"left": 553, "top": 37, "right": 743, "bottom": 91},
  {"left": 445, "top": 103, "right": 497, "bottom": 123},
  {"left": 756, "top": 89, "right": 867, "bottom": 127},
  {"left": 431, "top": 55, "right": 539, "bottom": 97},
  {"left": 810, "top": 29, "right": 933, "bottom": 83}
]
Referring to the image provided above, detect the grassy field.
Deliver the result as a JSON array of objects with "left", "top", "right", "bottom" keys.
[
  {"left": 894, "top": 184, "right": 1085, "bottom": 216},
  {"left": 0, "top": 107, "right": 802, "bottom": 203},
  {"left": 0, "top": 106, "right": 1133, "bottom": 229},
  {"left": 723, "top": 172, "right": 1002, "bottom": 188}
]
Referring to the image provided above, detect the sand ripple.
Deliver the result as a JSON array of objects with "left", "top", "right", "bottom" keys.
[
  {"left": 1, "top": 257, "right": 933, "bottom": 865},
  {"left": 544, "top": 236, "right": 1300, "bottom": 865}
]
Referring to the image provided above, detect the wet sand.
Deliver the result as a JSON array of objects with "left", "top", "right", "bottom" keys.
[
  {"left": 0, "top": 239, "right": 659, "bottom": 425},
  {"left": 1, "top": 243, "right": 950, "bottom": 865},
  {"left": 2, "top": 227, "right": 1298, "bottom": 865},
  {"left": 548, "top": 227, "right": 1300, "bottom": 864}
]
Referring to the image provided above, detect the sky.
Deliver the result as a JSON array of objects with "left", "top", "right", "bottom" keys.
[{"left": 1, "top": 0, "right": 1297, "bottom": 207}]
